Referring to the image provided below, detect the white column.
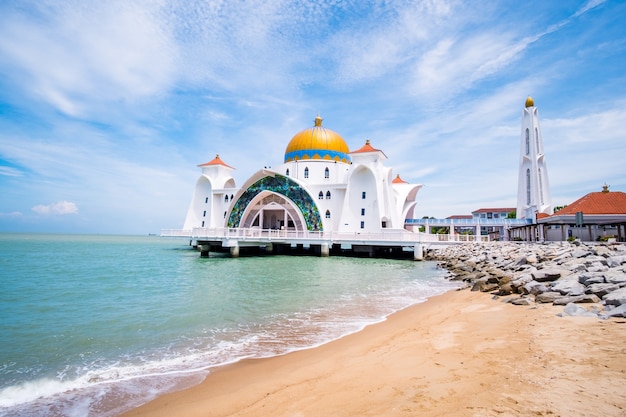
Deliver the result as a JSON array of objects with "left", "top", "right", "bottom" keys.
[{"left": 414, "top": 244, "right": 423, "bottom": 261}]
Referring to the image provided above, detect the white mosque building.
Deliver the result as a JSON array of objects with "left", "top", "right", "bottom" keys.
[{"left": 182, "top": 115, "right": 422, "bottom": 238}]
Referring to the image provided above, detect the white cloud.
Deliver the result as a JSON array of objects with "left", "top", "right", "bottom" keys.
[
  {"left": 574, "top": 0, "right": 607, "bottom": 17},
  {"left": 0, "top": 1, "right": 177, "bottom": 118},
  {"left": 0, "top": 211, "right": 23, "bottom": 217},
  {"left": 0, "top": 166, "right": 23, "bottom": 177},
  {"left": 32, "top": 201, "right": 79, "bottom": 215}
]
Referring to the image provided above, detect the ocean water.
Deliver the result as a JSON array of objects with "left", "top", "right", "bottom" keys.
[{"left": 0, "top": 234, "right": 459, "bottom": 416}]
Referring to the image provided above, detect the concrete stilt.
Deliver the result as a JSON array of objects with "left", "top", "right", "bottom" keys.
[
  {"left": 230, "top": 245, "right": 239, "bottom": 258},
  {"left": 198, "top": 245, "right": 209, "bottom": 258},
  {"left": 320, "top": 243, "right": 329, "bottom": 257},
  {"left": 413, "top": 243, "right": 423, "bottom": 261}
]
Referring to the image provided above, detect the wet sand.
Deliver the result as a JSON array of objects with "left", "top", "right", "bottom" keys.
[{"left": 121, "top": 288, "right": 626, "bottom": 417}]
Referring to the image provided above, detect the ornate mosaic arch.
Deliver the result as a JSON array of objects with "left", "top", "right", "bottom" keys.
[{"left": 228, "top": 174, "right": 323, "bottom": 231}]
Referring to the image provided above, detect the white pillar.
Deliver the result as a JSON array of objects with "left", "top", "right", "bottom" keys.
[
  {"left": 230, "top": 244, "right": 239, "bottom": 258},
  {"left": 517, "top": 97, "right": 553, "bottom": 219},
  {"left": 320, "top": 243, "right": 329, "bottom": 257},
  {"left": 414, "top": 244, "right": 423, "bottom": 261}
]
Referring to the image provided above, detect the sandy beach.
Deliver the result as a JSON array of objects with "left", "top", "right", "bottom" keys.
[{"left": 121, "top": 287, "right": 626, "bottom": 417}]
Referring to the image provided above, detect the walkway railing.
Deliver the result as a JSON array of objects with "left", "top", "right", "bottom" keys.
[
  {"left": 405, "top": 218, "right": 532, "bottom": 226},
  {"left": 160, "top": 228, "right": 491, "bottom": 243}
]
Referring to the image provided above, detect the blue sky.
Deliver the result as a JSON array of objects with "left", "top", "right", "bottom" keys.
[{"left": 0, "top": 0, "right": 624, "bottom": 234}]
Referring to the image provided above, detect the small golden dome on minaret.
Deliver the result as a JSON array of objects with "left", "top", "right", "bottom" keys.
[
  {"left": 314, "top": 115, "right": 323, "bottom": 127},
  {"left": 525, "top": 96, "right": 535, "bottom": 108}
]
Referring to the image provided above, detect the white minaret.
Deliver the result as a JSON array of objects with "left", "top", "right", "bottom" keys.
[{"left": 516, "top": 97, "right": 552, "bottom": 220}]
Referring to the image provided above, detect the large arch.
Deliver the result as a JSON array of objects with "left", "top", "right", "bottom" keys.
[
  {"left": 237, "top": 191, "right": 306, "bottom": 231},
  {"left": 228, "top": 174, "right": 323, "bottom": 231}
]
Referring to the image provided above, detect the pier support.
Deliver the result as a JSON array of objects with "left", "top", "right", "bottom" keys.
[
  {"left": 413, "top": 243, "right": 424, "bottom": 261},
  {"left": 230, "top": 244, "right": 240, "bottom": 258},
  {"left": 198, "top": 244, "right": 209, "bottom": 258},
  {"left": 320, "top": 243, "right": 329, "bottom": 257}
]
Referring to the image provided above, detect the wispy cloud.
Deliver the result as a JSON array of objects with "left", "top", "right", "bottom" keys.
[
  {"left": 0, "top": 1, "right": 177, "bottom": 118},
  {"left": 0, "top": 166, "right": 23, "bottom": 177},
  {"left": 32, "top": 201, "right": 78, "bottom": 215}
]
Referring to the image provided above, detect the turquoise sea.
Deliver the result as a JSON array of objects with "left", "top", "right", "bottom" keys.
[{"left": 0, "top": 234, "right": 459, "bottom": 416}]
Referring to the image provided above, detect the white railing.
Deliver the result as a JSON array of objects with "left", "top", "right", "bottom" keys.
[{"left": 161, "top": 228, "right": 491, "bottom": 243}]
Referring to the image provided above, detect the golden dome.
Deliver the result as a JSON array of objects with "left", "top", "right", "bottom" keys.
[
  {"left": 284, "top": 116, "right": 351, "bottom": 163},
  {"left": 525, "top": 96, "right": 535, "bottom": 108}
]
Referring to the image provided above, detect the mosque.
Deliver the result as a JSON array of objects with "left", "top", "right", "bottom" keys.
[
  {"left": 182, "top": 115, "right": 422, "bottom": 237},
  {"left": 176, "top": 97, "right": 624, "bottom": 253}
]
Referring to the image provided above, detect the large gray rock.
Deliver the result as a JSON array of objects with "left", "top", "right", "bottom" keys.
[
  {"left": 532, "top": 268, "right": 563, "bottom": 282},
  {"left": 585, "top": 255, "right": 609, "bottom": 265},
  {"left": 578, "top": 272, "right": 605, "bottom": 285},
  {"left": 511, "top": 297, "right": 533, "bottom": 306},
  {"left": 535, "top": 291, "right": 562, "bottom": 303},
  {"left": 523, "top": 280, "right": 548, "bottom": 295},
  {"left": 592, "top": 245, "right": 612, "bottom": 258},
  {"left": 551, "top": 279, "right": 586, "bottom": 296},
  {"left": 607, "top": 255, "right": 626, "bottom": 268},
  {"left": 553, "top": 294, "right": 600, "bottom": 306},
  {"left": 586, "top": 283, "right": 621, "bottom": 298},
  {"left": 603, "top": 270, "right": 626, "bottom": 285},
  {"left": 471, "top": 278, "right": 499, "bottom": 293},
  {"left": 558, "top": 303, "right": 599, "bottom": 318},
  {"left": 601, "top": 304, "right": 626, "bottom": 318},
  {"left": 571, "top": 249, "right": 590, "bottom": 259},
  {"left": 587, "top": 263, "right": 609, "bottom": 273},
  {"left": 603, "top": 287, "right": 626, "bottom": 306}
]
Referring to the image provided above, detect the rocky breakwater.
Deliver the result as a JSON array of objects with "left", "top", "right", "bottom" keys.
[{"left": 427, "top": 241, "right": 626, "bottom": 319}]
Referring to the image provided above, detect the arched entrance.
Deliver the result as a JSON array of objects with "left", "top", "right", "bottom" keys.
[
  {"left": 227, "top": 174, "right": 323, "bottom": 231},
  {"left": 239, "top": 191, "right": 306, "bottom": 231}
]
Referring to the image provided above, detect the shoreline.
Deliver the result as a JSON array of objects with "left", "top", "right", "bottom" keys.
[{"left": 120, "top": 284, "right": 626, "bottom": 417}]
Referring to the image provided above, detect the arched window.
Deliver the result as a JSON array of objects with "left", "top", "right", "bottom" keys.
[
  {"left": 325, "top": 210, "right": 331, "bottom": 219},
  {"left": 286, "top": 168, "right": 290, "bottom": 176},
  {"left": 223, "top": 211, "right": 227, "bottom": 218},
  {"left": 230, "top": 194, "right": 234, "bottom": 200},
  {"left": 326, "top": 191, "right": 331, "bottom": 199},
  {"left": 318, "top": 191, "right": 324, "bottom": 200},
  {"left": 225, "top": 195, "right": 229, "bottom": 202},
  {"left": 324, "top": 167, "right": 329, "bottom": 179},
  {"left": 535, "top": 128, "right": 539, "bottom": 151},
  {"left": 304, "top": 167, "right": 309, "bottom": 178},
  {"left": 526, "top": 168, "right": 531, "bottom": 205},
  {"left": 525, "top": 129, "right": 530, "bottom": 155},
  {"left": 205, "top": 197, "right": 209, "bottom": 204}
]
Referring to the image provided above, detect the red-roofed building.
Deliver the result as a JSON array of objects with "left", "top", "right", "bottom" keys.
[{"left": 531, "top": 185, "right": 626, "bottom": 241}]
